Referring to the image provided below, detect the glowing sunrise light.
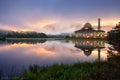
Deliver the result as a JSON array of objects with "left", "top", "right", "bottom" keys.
[
  {"left": 92, "top": 50, "right": 107, "bottom": 60},
  {"left": 25, "top": 20, "right": 58, "bottom": 29},
  {"left": 98, "top": 18, "right": 119, "bottom": 26},
  {"left": 39, "top": 48, "right": 54, "bottom": 54},
  {"left": 21, "top": 30, "right": 29, "bottom": 32},
  {"left": 22, "top": 30, "right": 28, "bottom": 32},
  {"left": 20, "top": 43, "right": 33, "bottom": 46},
  {"left": 25, "top": 47, "right": 55, "bottom": 57},
  {"left": 13, "top": 43, "right": 34, "bottom": 47},
  {"left": 11, "top": 29, "right": 33, "bottom": 32},
  {"left": 12, "top": 29, "right": 18, "bottom": 32}
]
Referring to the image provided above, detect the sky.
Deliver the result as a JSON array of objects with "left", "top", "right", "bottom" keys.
[{"left": 0, "top": 0, "right": 120, "bottom": 34}]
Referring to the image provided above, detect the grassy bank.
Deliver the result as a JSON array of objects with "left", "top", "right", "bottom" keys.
[{"left": 17, "top": 57, "right": 120, "bottom": 80}]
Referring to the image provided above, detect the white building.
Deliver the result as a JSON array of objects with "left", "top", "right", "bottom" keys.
[{"left": 75, "top": 19, "right": 105, "bottom": 38}]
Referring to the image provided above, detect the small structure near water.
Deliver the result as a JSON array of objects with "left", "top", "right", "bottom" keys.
[{"left": 75, "top": 18, "right": 105, "bottom": 38}]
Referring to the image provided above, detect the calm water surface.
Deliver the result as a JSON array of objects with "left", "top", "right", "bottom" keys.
[{"left": 0, "top": 39, "right": 109, "bottom": 77}]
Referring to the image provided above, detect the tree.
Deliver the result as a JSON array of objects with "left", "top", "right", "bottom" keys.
[
  {"left": 6, "top": 32, "right": 48, "bottom": 38},
  {"left": 107, "top": 22, "right": 120, "bottom": 42}
]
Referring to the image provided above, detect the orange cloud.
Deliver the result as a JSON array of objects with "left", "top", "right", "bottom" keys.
[
  {"left": 25, "top": 19, "right": 58, "bottom": 28},
  {"left": 25, "top": 47, "right": 55, "bottom": 57},
  {"left": 0, "top": 17, "right": 119, "bottom": 34},
  {"left": 43, "top": 24, "right": 57, "bottom": 31}
]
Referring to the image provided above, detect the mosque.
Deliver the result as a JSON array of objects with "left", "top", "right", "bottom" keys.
[{"left": 75, "top": 18, "right": 105, "bottom": 38}]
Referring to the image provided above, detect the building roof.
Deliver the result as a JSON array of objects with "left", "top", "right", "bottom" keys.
[
  {"left": 82, "top": 23, "right": 94, "bottom": 30},
  {"left": 75, "top": 22, "right": 105, "bottom": 33}
]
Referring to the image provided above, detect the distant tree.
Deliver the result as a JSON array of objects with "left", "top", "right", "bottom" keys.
[
  {"left": 114, "top": 22, "right": 120, "bottom": 30},
  {"left": 6, "top": 32, "right": 48, "bottom": 38},
  {"left": 0, "top": 33, "right": 6, "bottom": 37},
  {"left": 65, "top": 36, "right": 70, "bottom": 38},
  {"left": 107, "top": 22, "right": 120, "bottom": 42}
]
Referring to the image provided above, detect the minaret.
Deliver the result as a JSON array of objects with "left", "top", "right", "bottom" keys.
[
  {"left": 98, "top": 18, "right": 101, "bottom": 30},
  {"left": 98, "top": 48, "right": 101, "bottom": 62}
]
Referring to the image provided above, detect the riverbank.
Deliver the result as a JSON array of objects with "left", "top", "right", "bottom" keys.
[
  {"left": 6, "top": 38, "right": 64, "bottom": 40},
  {"left": 17, "top": 56, "right": 120, "bottom": 80}
]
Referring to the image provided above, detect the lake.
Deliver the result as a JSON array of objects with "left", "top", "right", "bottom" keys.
[{"left": 0, "top": 39, "right": 109, "bottom": 78}]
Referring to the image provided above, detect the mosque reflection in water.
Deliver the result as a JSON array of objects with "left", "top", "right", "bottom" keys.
[{"left": 74, "top": 40, "right": 105, "bottom": 61}]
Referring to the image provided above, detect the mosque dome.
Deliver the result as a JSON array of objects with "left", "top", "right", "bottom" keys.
[
  {"left": 84, "top": 49, "right": 92, "bottom": 56},
  {"left": 82, "top": 23, "right": 94, "bottom": 30}
]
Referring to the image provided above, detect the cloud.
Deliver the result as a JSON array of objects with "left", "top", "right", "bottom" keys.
[
  {"left": 70, "top": 23, "right": 82, "bottom": 30},
  {"left": 0, "top": 0, "right": 120, "bottom": 34},
  {"left": 43, "top": 24, "right": 56, "bottom": 31}
]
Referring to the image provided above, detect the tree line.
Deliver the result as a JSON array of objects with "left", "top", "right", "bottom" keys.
[{"left": 0, "top": 32, "right": 48, "bottom": 38}]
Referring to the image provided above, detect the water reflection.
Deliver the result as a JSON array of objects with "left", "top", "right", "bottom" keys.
[
  {"left": 108, "top": 41, "right": 120, "bottom": 55},
  {"left": 7, "top": 39, "right": 47, "bottom": 44},
  {"left": 0, "top": 39, "right": 108, "bottom": 78},
  {"left": 74, "top": 40, "right": 105, "bottom": 61}
]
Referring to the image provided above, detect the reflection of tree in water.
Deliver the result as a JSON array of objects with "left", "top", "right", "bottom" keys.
[
  {"left": 6, "top": 39, "right": 47, "bottom": 44},
  {"left": 108, "top": 42, "right": 120, "bottom": 57},
  {"left": 107, "top": 41, "right": 120, "bottom": 64}
]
